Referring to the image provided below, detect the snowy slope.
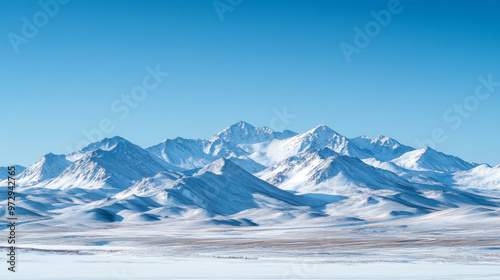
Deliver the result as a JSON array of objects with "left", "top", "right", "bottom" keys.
[
  {"left": 0, "top": 138, "right": 186, "bottom": 218},
  {"left": 453, "top": 164, "right": 500, "bottom": 194},
  {"left": 392, "top": 147, "right": 475, "bottom": 172},
  {"left": 257, "top": 147, "right": 420, "bottom": 195},
  {"left": 43, "top": 138, "right": 179, "bottom": 191},
  {"left": 119, "top": 158, "right": 319, "bottom": 214},
  {"left": 147, "top": 137, "right": 218, "bottom": 169},
  {"left": 226, "top": 155, "right": 267, "bottom": 174},
  {"left": 17, "top": 153, "right": 71, "bottom": 186},
  {"left": 361, "top": 158, "right": 445, "bottom": 186},
  {"left": 257, "top": 147, "right": 496, "bottom": 221},
  {"left": 73, "top": 136, "right": 132, "bottom": 155},
  {"left": 241, "top": 125, "right": 369, "bottom": 166},
  {"left": 391, "top": 147, "right": 476, "bottom": 173},
  {"left": 14, "top": 137, "right": 179, "bottom": 194},
  {"left": 147, "top": 136, "right": 247, "bottom": 170},
  {"left": 351, "top": 135, "right": 414, "bottom": 161}
]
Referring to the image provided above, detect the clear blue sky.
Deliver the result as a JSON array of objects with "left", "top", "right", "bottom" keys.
[{"left": 1, "top": 0, "right": 499, "bottom": 167}]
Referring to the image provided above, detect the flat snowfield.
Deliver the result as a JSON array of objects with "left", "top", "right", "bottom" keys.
[
  {"left": 2, "top": 217, "right": 500, "bottom": 280},
  {"left": 2, "top": 252, "right": 500, "bottom": 280}
]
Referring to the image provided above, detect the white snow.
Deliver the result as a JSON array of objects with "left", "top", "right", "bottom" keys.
[
  {"left": 1, "top": 121, "right": 498, "bottom": 279},
  {"left": 391, "top": 146, "right": 476, "bottom": 172}
]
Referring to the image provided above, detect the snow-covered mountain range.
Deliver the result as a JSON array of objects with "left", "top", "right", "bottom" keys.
[{"left": 1, "top": 121, "right": 499, "bottom": 227}]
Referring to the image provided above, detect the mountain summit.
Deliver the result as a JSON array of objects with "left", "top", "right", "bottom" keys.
[
  {"left": 391, "top": 146, "right": 476, "bottom": 172},
  {"left": 351, "top": 135, "right": 414, "bottom": 161},
  {"left": 213, "top": 121, "right": 298, "bottom": 144}
]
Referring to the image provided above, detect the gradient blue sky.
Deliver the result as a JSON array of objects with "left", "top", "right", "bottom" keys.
[{"left": 1, "top": 0, "right": 499, "bottom": 166}]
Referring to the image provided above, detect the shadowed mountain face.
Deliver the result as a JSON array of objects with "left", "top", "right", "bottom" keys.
[
  {"left": 0, "top": 165, "right": 26, "bottom": 180},
  {"left": 2, "top": 122, "right": 497, "bottom": 227}
]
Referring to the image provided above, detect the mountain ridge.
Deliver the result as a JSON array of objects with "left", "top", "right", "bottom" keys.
[{"left": 2, "top": 121, "right": 496, "bottom": 229}]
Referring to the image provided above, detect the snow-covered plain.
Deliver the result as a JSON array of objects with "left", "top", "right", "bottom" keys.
[
  {"left": 2, "top": 216, "right": 500, "bottom": 279},
  {"left": 1, "top": 121, "right": 499, "bottom": 279}
]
